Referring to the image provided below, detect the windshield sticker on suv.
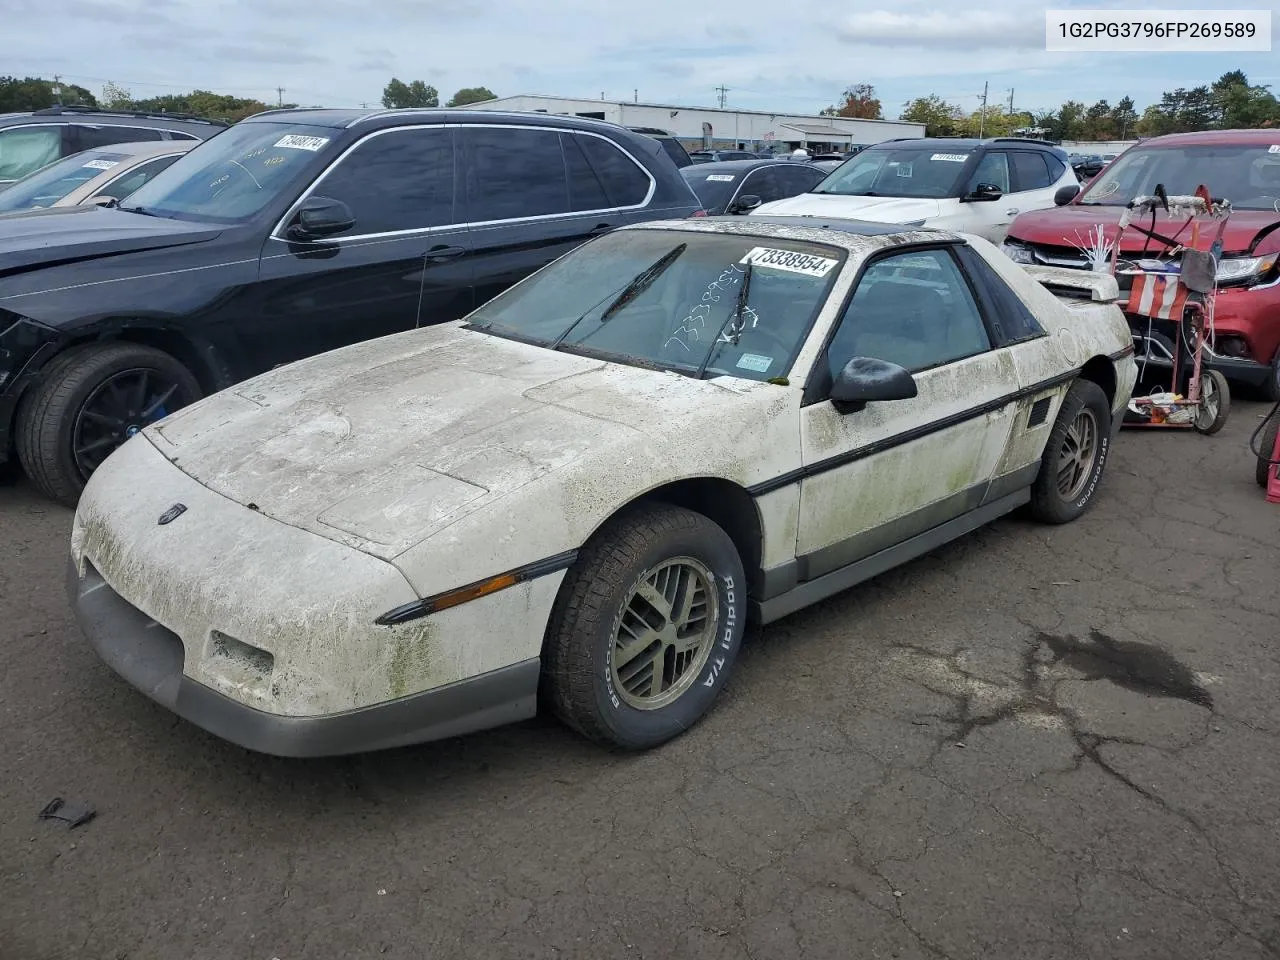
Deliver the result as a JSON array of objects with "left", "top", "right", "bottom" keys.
[
  {"left": 706, "top": 174, "right": 736, "bottom": 181},
  {"left": 82, "top": 159, "right": 119, "bottom": 170},
  {"left": 736, "top": 353, "right": 773, "bottom": 373},
  {"left": 930, "top": 153, "right": 969, "bottom": 162},
  {"left": 739, "top": 247, "right": 838, "bottom": 277},
  {"left": 1270, "top": 145, "right": 1280, "bottom": 153},
  {"left": 274, "top": 135, "right": 331, "bottom": 151}
]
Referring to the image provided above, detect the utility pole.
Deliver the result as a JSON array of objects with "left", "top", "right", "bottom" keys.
[
  {"left": 1008, "top": 88, "right": 1015, "bottom": 115},
  {"left": 276, "top": 86, "right": 285, "bottom": 107},
  {"left": 634, "top": 89, "right": 638, "bottom": 103},
  {"left": 977, "top": 81, "right": 989, "bottom": 138},
  {"left": 52, "top": 73, "right": 63, "bottom": 104},
  {"left": 715, "top": 85, "right": 729, "bottom": 109}
]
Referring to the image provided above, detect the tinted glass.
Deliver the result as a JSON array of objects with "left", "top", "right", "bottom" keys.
[
  {"left": 1011, "top": 151, "right": 1053, "bottom": 191},
  {"left": 1078, "top": 143, "right": 1280, "bottom": 210},
  {"left": 654, "top": 137, "right": 692, "bottom": 167},
  {"left": 465, "top": 126, "right": 568, "bottom": 221},
  {"left": 681, "top": 167, "right": 741, "bottom": 213},
  {"left": 774, "top": 164, "right": 823, "bottom": 195},
  {"left": 959, "top": 247, "right": 1045, "bottom": 343},
  {"left": 465, "top": 228, "right": 845, "bottom": 381},
  {"left": 93, "top": 154, "right": 183, "bottom": 201},
  {"left": 121, "top": 122, "right": 338, "bottom": 223},
  {"left": 0, "top": 150, "right": 127, "bottom": 210},
  {"left": 1045, "top": 154, "right": 1067, "bottom": 182},
  {"left": 739, "top": 167, "right": 783, "bottom": 204},
  {"left": 74, "top": 124, "right": 164, "bottom": 149},
  {"left": 0, "top": 126, "right": 62, "bottom": 182},
  {"left": 827, "top": 248, "right": 990, "bottom": 376},
  {"left": 967, "top": 152, "right": 1010, "bottom": 192},
  {"left": 562, "top": 133, "right": 611, "bottom": 212},
  {"left": 813, "top": 146, "right": 970, "bottom": 199},
  {"left": 317, "top": 127, "right": 454, "bottom": 234},
  {"left": 579, "top": 135, "right": 650, "bottom": 207}
]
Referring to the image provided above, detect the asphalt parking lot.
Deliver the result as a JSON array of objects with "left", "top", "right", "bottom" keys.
[{"left": 2, "top": 403, "right": 1279, "bottom": 960}]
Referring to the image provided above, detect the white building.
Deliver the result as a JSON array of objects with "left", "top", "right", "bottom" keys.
[{"left": 465, "top": 94, "right": 925, "bottom": 153}]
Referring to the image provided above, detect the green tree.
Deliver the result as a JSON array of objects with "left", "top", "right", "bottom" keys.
[
  {"left": 822, "top": 83, "right": 882, "bottom": 120},
  {"left": 382, "top": 78, "right": 438, "bottom": 108},
  {"left": 446, "top": 86, "right": 496, "bottom": 107},
  {"left": 1110, "top": 97, "right": 1138, "bottom": 139},
  {"left": 100, "top": 81, "right": 132, "bottom": 109},
  {"left": 1135, "top": 103, "right": 1174, "bottom": 137},
  {"left": 0, "top": 76, "right": 96, "bottom": 111},
  {"left": 1055, "top": 100, "right": 1086, "bottom": 141},
  {"left": 1211, "top": 71, "right": 1280, "bottom": 128},
  {"left": 900, "top": 95, "right": 961, "bottom": 137},
  {"left": 1081, "top": 100, "right": 1114, "bottom": 140}
]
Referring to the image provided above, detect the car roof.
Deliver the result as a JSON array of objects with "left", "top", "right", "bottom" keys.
[
  {"left": 241, "top": 107, "right": 660, "bottom": 140},
  {"left": 681, "top": 159, "right": 816, "bottom": 174},
  {"left": 1136, "top": 128, "right": 1280, "bottom": 147},
  {"left": 77, "top": 140, "right": 195, "bottom": 159},
  {"left": 0, "top": 106, "right": 227, "bottom": 130},
  {"left": 624, "top": 215, "right": 961, "bottom": 249}
]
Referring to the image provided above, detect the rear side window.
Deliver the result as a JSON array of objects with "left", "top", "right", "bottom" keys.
[
  {"left": 464, "top": 126, "right": 569, "bottom": 222},
  {"left": 774, "top": 163, "right": 824, "bottom": 195},
  {"left": 74, "top": 124, "right": 165, "bottom": 149},
  {"left": 562, "top": 133, "right": 611, "bottom": 212},
  {"left": 1045, "top": 154, "right": 1067, "bottom": 182},
  {"left": 0, "top": 126, "right": 63, "bottom": 181},
  {"left": 94, "top": 154, "right": 183, "bottom": 201},
  {"left": 578, "top": 135, "right": 651, "bottom": 207},
  {"left": 955, "top": 245, "right": 1045, "bottom": 343},
  {"left": 318, "top": 126, "right": 455, "bottom": 234},
  {"left": 1011, "top": 152, "right": 1053, "bottom": 191}
]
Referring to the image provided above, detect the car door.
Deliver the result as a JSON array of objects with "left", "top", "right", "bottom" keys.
[
  {"left": 960, "top": 150, "right": 1015, "bottom": 242},
  {"left": 460, "top": 125, "right": 618, "bottom": 310},
  {"left": 1007, "top": 150, "right": 1060, "bottom": 219},
  {"left": 795, "top": 245, "right": 1022, "bottom": 580},
  {"left": 255, "top": 124, "right": 470, "bottom": 367}
]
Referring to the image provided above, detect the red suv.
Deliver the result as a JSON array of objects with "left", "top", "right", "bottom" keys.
[{"left": 1002, "top": 129, "right": 1280, "bottom": 399}]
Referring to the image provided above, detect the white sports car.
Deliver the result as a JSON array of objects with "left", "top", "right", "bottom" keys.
[{"left": 67, "top": 216, "right": 1136, "bottom": 757}]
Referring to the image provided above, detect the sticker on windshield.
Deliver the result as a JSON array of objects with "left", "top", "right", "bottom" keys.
[
  {"left": 1270, "top": 145, "right": 1280, "bottom": 153},
  {"left": 895, "top": 162, "right": 913, "bottom": 177},
  {"left": 736, "top": 353, "right": 773, "bottom": 373},
  {"left": 81, "top": 159, "right": 119, "bottom": 170},
  {"left": 705, "top": 174, "right": 736, "bottom": 181},
  {"left": 930, "top": 153, "right": 969, "bottom": 162},
  {"left": 739, "top": 246, "right": 838, "bottom": 277},
  {"left": 274, "top": 134, "right": 330, "bottom": 151}
]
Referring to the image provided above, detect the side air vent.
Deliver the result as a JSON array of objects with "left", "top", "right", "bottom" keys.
[{"left": 1028, "top": 397, "right": 1052, "bottom": 427}]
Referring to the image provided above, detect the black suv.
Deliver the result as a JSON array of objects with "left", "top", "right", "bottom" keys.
[
  {"left": 0, "top": 108, "right": 703, "bottom": 504},
  {"left": 0, "top": 106, "right": 227, "bottom": 187}
]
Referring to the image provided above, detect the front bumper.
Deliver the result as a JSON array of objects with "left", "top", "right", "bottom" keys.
[
  {"left": 67, "top": 558, "right": 538, "bottom": 757},
  {"left": 1128, "top": 319, "right": 1275, "bottom": 388}
]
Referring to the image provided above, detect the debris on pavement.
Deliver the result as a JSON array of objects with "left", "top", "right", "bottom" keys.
[{"left": 38, "top": 797, "right": 96, "bottom": 828}]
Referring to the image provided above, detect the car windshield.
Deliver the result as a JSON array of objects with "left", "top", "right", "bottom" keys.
[
  {"left": 465, "top": 228, "right": 845, "bottom": 381},
  {"left": 1078, "top": 142, "right": 1280, "bottom": 210},
  {"left": 118, "top": 122, "right": 335, "bottom": 223},
  {"left": 0, "top": 150, "right": 128, "bottom": 211},
  {"left": 681, "top": 168, "right": 742, "bottom": 213},
  {"left": 813, "top": 146, "right": 970, "bottom": 198}
]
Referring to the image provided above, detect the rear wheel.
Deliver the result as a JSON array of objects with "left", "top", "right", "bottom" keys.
[
  {"left": 1192, "top": 370, "right": 1230, "bottom": 435},
  {"left": 1029, "top": 379, "right": 1112, "bottom": 524},
  {"left": 15, "top": 343, "right": 201, "bottom": 507},
  {"left": 1257, "top": 413, "right": 1280, "bottom": 488},
  {"left": 542, "top": 503, "right": 746, "bottom": 749}
]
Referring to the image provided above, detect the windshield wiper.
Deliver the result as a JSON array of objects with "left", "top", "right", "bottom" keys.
[
  {"left": 119, "top": 205, "right": 159, "bottom": 217},
  {"left": 695, "top": 259, "right": 753, "bottom": 378},
  {"left": 550, "top": 243, "right": 686, "bottom": 349}
]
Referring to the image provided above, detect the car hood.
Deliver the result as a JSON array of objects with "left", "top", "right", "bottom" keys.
[
  {"left": 753, "top": 192, "right": 942, "bottom": 222},
  {"left": 143, "top": 323, "right": 789, "bottom": 561},
  {"left": 1006, "top": 203, "right": 1280, "bottom": 255},
  {"left": 0, "top": 204, "right": 223, "bottom": 275}
]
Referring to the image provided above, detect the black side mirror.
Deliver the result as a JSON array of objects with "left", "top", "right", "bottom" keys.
[
  {"left": 287, "top": 196, "right": 355, "bottom": 241},
  {"left": 1054, "top": 184, "right": 1081, "bottom": 206},
  {"left": 963, "top": 182, "right": 1003, "bottom": 202},
  {"left": 829, "top": 357, "right": 918, "bottom": 414},
  {"left": 729, "top": 194, "right": 762, "bottom": 214}
]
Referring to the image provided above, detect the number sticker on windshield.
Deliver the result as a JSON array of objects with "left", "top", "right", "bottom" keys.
[
  {"left": 274, "top": 135, "right": 330, "bottom": 151},
  {"left": 1270, "top": 145, "right": 1280, "bottom": 153},
  {"left": 706, "top": 174, "right": 735, "bottom": 181},
  {"left": 740, "top": 247, "right": 838, "bottom": 277},
  {"left": 736, "top": 353, "right": 773, "bottom": 372},
  {"left": 81, "top": 159, "right": 119, "bottom": 170},
  {"left": 930, "top": 153, "right": 969, "bottom": 162}
]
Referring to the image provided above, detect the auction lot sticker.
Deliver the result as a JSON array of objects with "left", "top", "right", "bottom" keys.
[
  {"left": 274, "top": 134, "right": 331, "bottom": 151},
  {"left": 740, "top": 247, "right": 838, "bottom": 277},
  {"left": 81, "top": 159, "right": 119, "bottom": 170}
]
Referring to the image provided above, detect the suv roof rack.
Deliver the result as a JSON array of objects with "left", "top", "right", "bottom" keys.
[
  {"left": 30, "top": 105, "right": 229, "bottom": 126},
  {"left": 991, "top": 136, "right": 1059, "bottom": 148}
]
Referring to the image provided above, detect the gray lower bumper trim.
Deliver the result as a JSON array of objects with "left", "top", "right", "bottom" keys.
[{"left": 67, "top": 559, "right": 540, "bottom": 757}]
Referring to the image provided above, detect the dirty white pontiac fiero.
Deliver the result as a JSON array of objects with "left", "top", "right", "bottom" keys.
[{"left": 67, "top": 216, "right": 1136, "bottom": 757}]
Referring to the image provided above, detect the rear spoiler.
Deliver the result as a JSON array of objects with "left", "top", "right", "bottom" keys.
[{"left": 1021, "top": 264, "right": 1120, "bottom": 303}]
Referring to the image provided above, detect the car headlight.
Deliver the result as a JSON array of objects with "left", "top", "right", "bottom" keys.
[
  {"left": 1215, "top": 255, "right": 1278, "bottom": 285},
  {"left": 1000, "top": 241, "right": 1035, "bottom": 264}
]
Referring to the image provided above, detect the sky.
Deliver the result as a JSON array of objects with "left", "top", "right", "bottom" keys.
[{"left": 6, "top": 0, "right": 1279, "bottom": 118}]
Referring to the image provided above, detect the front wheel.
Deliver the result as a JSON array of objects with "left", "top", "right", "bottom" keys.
[
  {"left": 1029, "top": 379, "right": 1112, "bottom": 525},
  {"left": 15, "top": 343, "right": 201, "bottom": 507},
  {"left": 542, "top": 503, "right": 747, "bottom": 749},
  {"left": 1193, "top": 369, "right": 1230, "bottom": 435}
]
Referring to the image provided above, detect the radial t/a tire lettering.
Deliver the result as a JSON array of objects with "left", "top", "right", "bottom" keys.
[
  {"left": 542, "top": 503, "right": 747, "bottom": 750},
  {"left": 1029, "top": 379, "right": 1112, "bottom": 525}
]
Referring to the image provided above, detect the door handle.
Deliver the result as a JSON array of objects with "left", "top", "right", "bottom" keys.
[
  {"left": 589, "top": 223, "right": 614, "bottom": 234},
  {"left": 426, "top": 244, "right": 465, "bottom": 261},
  {"left": 1005, "top": 207, "right": 1020, "bottom": 216}
]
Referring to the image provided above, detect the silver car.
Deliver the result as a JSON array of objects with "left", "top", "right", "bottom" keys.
[{"left": 0, "top": 141, "right": 193, "bottom": 214}]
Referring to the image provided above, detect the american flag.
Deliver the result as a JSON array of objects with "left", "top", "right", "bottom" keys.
[{"left": 1126, "top": 272, "right": 1189, "bottom": 320}]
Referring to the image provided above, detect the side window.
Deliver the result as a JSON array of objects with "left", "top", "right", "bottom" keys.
[
  {"left": 561, "top": 133, "right": 611, "bottom": 212},
  {"left": 1011, "top": 152, "right": 1053, "bottom": 192},
  {"left": 94, "top": 155, "right": 182, "bottom": 201},
  {"left": 0, "top": 126, "right": 63, "bottom": 181},
  {"left": 578, "top": 135, "right": 651, "bottom": 207},
  {"left": 966, "top": 151, "right": 1010, "bottom": 193},
  {"left": 739, "top": 167, "right": 782, "bottom": 203},
  {"left": 313, "top": 126, "right": 454, "bottom": 235},
  {"left": 167, "top": 131, "right": 203, "bottom": 142},
  {"left": 464, "top": 126, "right": 568, "bottom": 222},
  {"left": 1044, "top": 154, "right": 1067, "bottom": 183},
  {"left": 826, "top": 248, "right": 992, "bottom": 379},
  {"left": 775, "top": 164, "right": 823, "bottom": 195},
  {"left": 954, "top": 246, "right": 1046, "bottom": 344},
  {"left": 74, "top": 125, "right": 164, "bottom": 150}
]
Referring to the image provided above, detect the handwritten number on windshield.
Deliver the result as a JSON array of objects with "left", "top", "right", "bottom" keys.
[{"left": 666, "top": 263, "right": 746, "bottom": 352}]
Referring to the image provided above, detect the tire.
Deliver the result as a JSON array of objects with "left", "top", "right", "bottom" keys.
[
  {"left": 1029, "top": 379, "right": 1112, "bottom": 525},
  {"left": 15, "top": 342, "right": 201, "bottom": 507},
  {"left": 1192, "top": 369, "right": 1230, "bottom": 435},
  {"left": 542, "top": 503, "right": 747, "bottom": 750},
  {"left": 1256, "top": 413, "right": 1280, "bottom": 488}
]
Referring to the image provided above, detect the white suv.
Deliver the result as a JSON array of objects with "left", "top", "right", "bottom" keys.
[{"left": 751, "top": 138, "right": 1080, "bottom": 243}]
